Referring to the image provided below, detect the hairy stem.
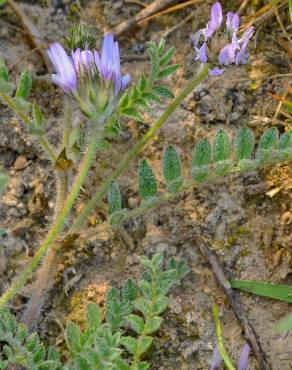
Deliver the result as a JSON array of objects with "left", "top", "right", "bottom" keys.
[
  {"left": 0, "top": 92, "right": 58, "bottom": 162},
  {"left": 21, "top": 244, "right": 59, "bottom": 331},
  {"left": 0, "top": 118, "right": 105, "bottom": 307},
  {"left": 70, "top": 65, "right": 210, "bottom": 232}
]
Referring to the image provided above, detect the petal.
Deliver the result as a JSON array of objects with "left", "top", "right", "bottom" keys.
[
  {"left": 47, "top": 43, "right": 76, "bottom": 82},
  {"left": 219, "top": 43, "right": 236, "bottom": 65},
  {"left": 209, "top": 67, "right": 224, "bottom": 76},
  {"left": 239, "top": 27, "right": 254, "bottom": 47},
  {"left": 206, "top": 1, "right": 223, "bottom": 39},
  {"left": 51, "top": 74, "right": 76, "bottom": 93},
  {"left": 235, "top": 45, "right": 250, "bottom": 64},
  {"left": 226, "top": 12, "right": 240, "bottom": 33},
  {"left": 121, "top": 74, "right": 130, "bottom": 89},
  {"left": 237, "top": 344, "right": 250, "bottom": 370},
  {"left": 210, "top": 346, "right": 222, "bottom": 370},
  {"left": 192, "top": 29, "right": 204, "bottom": 46},
  {"left": 94, "top": 50, "right": 101, "bottom": 69},
  {"left": 195, "top": 43, "right": 208, "bottom": 63}
]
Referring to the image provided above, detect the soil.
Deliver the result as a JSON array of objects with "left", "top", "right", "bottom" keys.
[{"left": 0, "top": 0, "right": 291, "bottom": 369}]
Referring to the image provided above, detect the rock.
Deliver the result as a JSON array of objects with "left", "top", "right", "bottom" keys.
[{"left": 14, "top": 155, "right": 28, "bottom": 170}]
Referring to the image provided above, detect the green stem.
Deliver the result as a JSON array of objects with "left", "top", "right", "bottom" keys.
[
  {"left": 213, "top": 304, "right": 236, "bottom": 370},
  {"left": 70, "top": 65, "right": 210, "bottom": 232},
  {"left": 0, "top": 93, "right": 58, "bottom": 162},
  {"left": 0, "top": 121, "right": 103, "bottom": 307}
]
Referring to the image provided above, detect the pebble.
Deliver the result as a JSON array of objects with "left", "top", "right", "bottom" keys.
[
  {"left": 14, "top": 155, "right": 28, "bottom": 170},
  {"left": 128, "top": 197, "right": 138, "bottom": 209}
]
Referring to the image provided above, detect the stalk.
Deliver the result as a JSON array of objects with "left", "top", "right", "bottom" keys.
[
  {"left": 0, "top": 118, "right": 104, "bottom": 307},
  {"left": 70, "top": 65, "right": 210, "bottom": 232}
]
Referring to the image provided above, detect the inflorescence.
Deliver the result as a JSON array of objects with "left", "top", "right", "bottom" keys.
[{"left": 193, "top": 1, "right": 254, "bottom": 76}]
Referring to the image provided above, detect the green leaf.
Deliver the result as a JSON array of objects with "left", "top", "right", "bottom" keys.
[
  {"left": 152, "top": 86, "right": 174, "bottom": 99},
  {"left": 0, "top": 80, "right": 14, "bottom": 95},
  {"left": 66, "top": 321, "right": 82, "bottom": 352},
  {"left": 0, "top": 0, "right": 7, "bottom": 8},
  {"left": 97, "top": 139, "right": 110, "bottom": 152},
  {"left": 32, "top": 101, "right": 44, "bottom": 126},
  {"left": 108, "top": 182, "right": 122, "bottom": 215},
  {"left": 230, "top": 280, "right": 292, "bottom": 303},
  {"left": 139, "top": 336, "right": 153, "bottom": 354},
  {"left": 213, "top": 130, "right": 231, "bottom": 162},
  {"left": 162, "top": 145, "right": 182, "bottom": 193},
  {"left": 121, "top": 336, "right": 138, "bottom": 355},
  {"left": 0, "top": 58, "right": 9, "bottom": 81},
  {"left": 192, "top": 138, "right": 211, "bottom": 181},
  {"left": 279, "top": 131, "right": 292, "bottom": 150},
  {"left": 162, "top": 145, "right": 182, "bottom": 182},
  {"left": 141, "top": 92, "right": 161, "bottom": 104},
  {"left": 0, "top": 169, "right": 9, "bottom": 195},
  {"left": 153, "top": 295, "right": 168, "bottom": 315},
  {"left": 47, "top": 347, "right": 60, "bottom": 362},
  {"left": 168, "top": 259, "right": 190, "bottom": 280},
  {"left": 235, "top": 127, "right": 254, "bottom": 161},
  {"left": 126, "top": 314, "right": 145, "bottom": 334},
  {"left": 133, "top": 98, "right": 150, "bottom": 111},
  {"left": 86, "top": 302, "right": 101, "bottom": 331},
  {"left": 26, "top": 333, "right": 39, "bottom": 352},
  {"left": 257, "top": 127, "right": 279, "bottom": 156},
  {"left": 118, "top": 92, "right": 129, "bottom": 110},
  {"left": 15, "top": 323, "right": 27, "bottom": 344},
  {"left": 15, "top": 71, "right": 32, "bottom": 100},
  {"left": 122, "top": 278, "right": 139, "bottom": 303},
  {"left": 134, "top": 298, "right": 151, "bottom": 317},
  {"left": 122, "top": 107, "right": 143, "bottom": 122},
  {"left": 137, "top": 362, "right": 150, "bottom": 370},
  {"left": 144, "top": 316, "right": 163, "bottom": 334},
  {"left": 138, "top": 74, "right": 148, "bottom": 91},
  {"left": 157, "top": 64, "right": 180, "bottom": 79},
  {"left": 289, "top": 0, "right": 292, "bottom": 22},
  {"left": 138, "top": 160, "right": 157, "bottom": 200},
  {"left": 158, "top": 38, "right": 166, "bottom": 53},
  {"left": 277, "top": 312, "right": 292, "bottom": 332},
  {"left": 32, "top": 343, "right": 45, "bottom": 363},
  {"left": 159, "top": 46, "right": 175, "bottom": 66}
]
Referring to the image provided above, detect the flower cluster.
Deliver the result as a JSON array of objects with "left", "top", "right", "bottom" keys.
[
  {"left": 210, "top": 344, "right": 250, "bottom": 370},
  {"left": 194, "top": 2, "right": 254, "bottom": 76},
  {"left": 47, "top": 34, "right": 130, "bottom": 109}
]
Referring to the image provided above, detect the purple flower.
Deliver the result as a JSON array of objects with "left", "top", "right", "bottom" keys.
[
  {"left": 210, "top": 346, "right": 222, "bottom": 370},
  {"left": 237, "top": 344, "right": 250, "bottom": 370},
  {"left": 205, "top": 2, "right": 223, "bottom": 40},
  {"left": 226, "top": 12, "right": 240, "bottom": 33},
  {"left": 47, "top": 34, "right": 130, "bottom": 97},
  {"left": 193, "top": 2, "right": 254, "bottom": 76},
  {"left": 47, "top": 43, "right": 77, "bottom": 93}
]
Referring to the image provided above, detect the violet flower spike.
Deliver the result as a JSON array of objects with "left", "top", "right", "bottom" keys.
[
  {"left": 192, "top": 2, "right": 254, "bottom": 76},
  {"left": 47, "top": 43, "right": 77, "bottom": 93}
]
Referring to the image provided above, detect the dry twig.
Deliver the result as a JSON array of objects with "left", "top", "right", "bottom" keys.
[{"left": 195, "top": 236, "right": 270, "bottom": 370}]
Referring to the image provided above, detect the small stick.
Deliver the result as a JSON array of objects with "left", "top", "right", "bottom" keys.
[
  {"left": 7, "top": 0, "right": 50, "bottom": 70},
  {"left": 196, "top": 236, "right": 271, "bottom": 370},
  {"left": 110, "top": 0, "right": 178, "bottom": 36}
]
